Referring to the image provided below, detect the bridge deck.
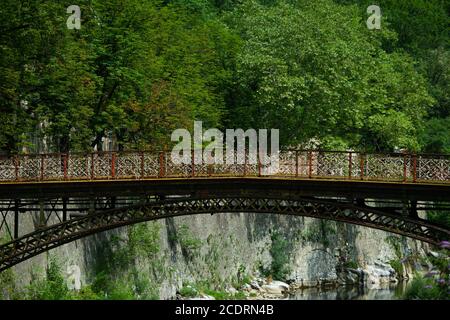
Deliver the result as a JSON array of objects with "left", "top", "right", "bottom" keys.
[{"left": 1, "top": 177, "right": 449, "bottom": 202}]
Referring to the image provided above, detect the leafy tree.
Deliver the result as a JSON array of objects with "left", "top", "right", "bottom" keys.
[
  {"left": 0, "top": 0, "right": 64, "bottom": 153},
  {"left": 223, "top": 0, "right": 433, "bottom": 151},
  {"left": 419, "top": 118, "right": 450, "bottom": 153},
  {"left": 0, "top": 0, "right": 447, "bottom": 154},
  {"left": 335, "top": 0, "right": 448, "bottom": 52},
  {"left": 0, "top": 0, "right": 237, "bottom": 153},
  {"left": 334, "top": 0, "right": 449, "bottom": 152}
]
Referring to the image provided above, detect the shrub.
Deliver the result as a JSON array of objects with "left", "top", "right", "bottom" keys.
[
  {"left": 71, "top": 286, "right": 102, "bottom": 300},
  {"left": 26, "top": 259, "right": 70, "bottom": 300},
  {"left": 344, "top": 261, "right": 359, "bottom": 270},
  {"left": 269, "top": 231, "right": 290, "bottom": 280},
  {"left": 404, "top": 241, "right": 449, "bottom": 300},
  {"left": 389, "top": 259, "right": 404, "bottom": 277},
  {"left": 179, "top": 284, "right": 198, "bottom": 298},
  {"left": 403, "top": 275, "right": 447, "bottom": 300}
]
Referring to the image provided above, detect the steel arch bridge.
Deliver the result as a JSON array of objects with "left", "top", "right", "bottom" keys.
[{"left": 0, "top": 150, "right": 449, "bottom": 272}]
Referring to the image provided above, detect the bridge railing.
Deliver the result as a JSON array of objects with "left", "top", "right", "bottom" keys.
[{"left": 0, "top": 150, "right": 448, "bottom": 183}]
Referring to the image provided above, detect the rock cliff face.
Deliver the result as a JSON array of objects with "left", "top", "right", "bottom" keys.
[{"left": 1, "top": 212, "right": 428, "bottom": 299}]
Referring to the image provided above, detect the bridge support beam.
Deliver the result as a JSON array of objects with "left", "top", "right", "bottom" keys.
[
  {"left": 62, "top": 197, "right": 68, "bottom": 222},
  {"left": 111, "top": 196, "right": 116, "bottom": 209},
  {"left": 89, "top": 197, "right": 95, "bottom": 214},
  {"left": 1, "top": 195, "right": 449, "bottom": 272},
  {"left": 14, "top": 199, "right": 19, "bottom": 239},
  {"left": 410, "top": 200, "right": 418, "bottom": 219},
  {"left": 39, "top": 199, "right": 45, "bottom": 228}
]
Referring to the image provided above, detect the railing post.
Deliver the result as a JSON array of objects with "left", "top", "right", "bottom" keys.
[
  {"left": 14, "top": 156, "right": 19, "bottom": 181},
  {"left": 140, "top": 152, "right": 145, "bottom": 179},
  {"left": 308, "top": 151, "right": 313, "bottom": 178},
  {"left": 191, "top": 149, "right": 195, "bottom": 178},
  {"left": 243, "top": 148, "right": 247, "bottom": 177},
  {"left": 63, "top": 154, "right": 68, "bottom": 180},
  {"left": 295, "top": 150, "right": 299, "bottom": 178},
  {"left": 159, "top": 151, "right": 166, "bottom": 178},
  {"left": 40, "top": 155, "right": 45, "bottom": 181},
  {"left": 90, "top": 153, "right": 95, "bottom": 180},
  {"left": 111, "top": 152, "right": 116, "bottom": 179},
  {"left": 360, "top": 153, "right": 365, "bottom": 180},
  {"left": 348, "top": 152, "right": 352, "bottom": 179},
  {"left": 412, "top": 154, "right": 417, "bottom": 183},
  {"left": 403, "top": 153, "right": 407, "bottom": 182},
  {"left": 258, "top": 151, "right": 262, "bottom": 177}
]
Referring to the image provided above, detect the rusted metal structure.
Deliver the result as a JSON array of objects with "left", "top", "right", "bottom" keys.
[
  {"left": 0, "top": 150, "right": 449, "bottom": 183},
  {"left": 0, "top": 150, "right": 449, "bottom": 272}
]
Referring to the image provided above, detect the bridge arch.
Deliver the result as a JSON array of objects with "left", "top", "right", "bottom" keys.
[{"left": 1, "top": 195, "right": 448, "bottom": 272}]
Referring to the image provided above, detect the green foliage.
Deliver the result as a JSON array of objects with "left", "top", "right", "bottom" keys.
[
  {"left": 179, "top": 284, "right": 199, "bottom": 297},
  {"left": 106, "top": 281, "right": 136, "bottom": 300},
  {"left": 93, "top": 222, "right": 163, "bottom": 299},
  {"left": 420, "top": 48, "right": 450, "bottom": 118},
  {"left": 70, "top": 286, "right": 102, "bottom": 300},
  {"left": 178, "top": 224, "right": 202, "bottom": 251},
  {"left": 267, "top": 230, "right": 290, "bottom": 280},
  {"left": 106, "top": 221, "right": 161, "bottom": 271},
  {"left": 26, "top": 259, "right": 70, "bottom": 300},
  {"left": 0, "top": 235, "right": 11, "bottom": 245},
  {"left": 337, "top": 0, "right": 448, "bottom": 52},
  {"left": 171, "top": 224, "right": 202, "bottom": 258},
  {"left": 0, "top": 268, "right": 19, "bottom": 300},
  {"left": 91, "top": 271, "right": 111, "bottom": 295},
  {"left": 389, "top": 259, "right": 404, "bottom": 276},
  {"left": 0, "top": 0, "right": 448, "bottom": 153},
  {"left": 419, "top": 118, "right": 450, "bottom": 153},
  {"left": 404, "top": 274, "right": 448, "bottom": 300},
  {"left": 385, "top": 235, "right": 403, "bottom": 258},
  {"left": 404, "top": 241, "right": 449, "bottom": 300},
  {"left": 223, "top": 0, "right": 434, "bottom": 151},
  {"left": 344, "top": 261, "right": 359, "bottom": 270},
  {"left": 336, "top": 0, "right": 449, "bottom": 153},
  {"left": 427, "top": 209, "right": 450, "bottom": 228},
  {"left": 0, "top": 0, "right": 237, "bottom": 153},
  {"left": 128, "top": 222, "right": 161, "bottom": 259},
  {"left": 301, "top": 220, "right": 337, "bottom": 247}
]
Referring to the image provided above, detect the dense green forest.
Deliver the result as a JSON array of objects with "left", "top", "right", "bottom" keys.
[{"left": 0, "top": 0, "right": 448, "bottom": 154}]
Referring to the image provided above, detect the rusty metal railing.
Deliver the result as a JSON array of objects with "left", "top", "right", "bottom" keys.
[{"left": 0, "top": 150, "right": 448, "bottom": 183}]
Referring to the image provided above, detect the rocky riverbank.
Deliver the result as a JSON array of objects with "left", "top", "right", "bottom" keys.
[{"left": 176, "top": 261, "right": 407, "bottom": 300}]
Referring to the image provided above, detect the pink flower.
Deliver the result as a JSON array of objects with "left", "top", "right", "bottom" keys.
[
  {"left": 439, "top": 241, "right": 450, "bottom": 249},
  {"left": 424, "top": 270, "right": 439, "bottom": 278}
]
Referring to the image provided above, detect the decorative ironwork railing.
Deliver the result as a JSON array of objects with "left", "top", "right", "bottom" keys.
[{"left": 0, "top": 150, "right": 448, "bottom": 183}]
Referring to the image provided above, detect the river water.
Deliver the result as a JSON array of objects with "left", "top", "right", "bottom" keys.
[{"left": 289, "top": 282, "right": 409, "bottom": 300}]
